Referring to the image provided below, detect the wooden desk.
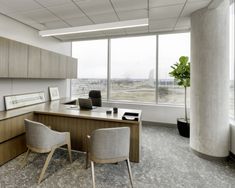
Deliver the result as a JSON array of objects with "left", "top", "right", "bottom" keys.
[{"left": 0, "top": 99, "right": 142, "bottom": 165}]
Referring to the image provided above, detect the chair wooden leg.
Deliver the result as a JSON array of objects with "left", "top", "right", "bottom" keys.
[
  {"left": 91, "top": 161, "right": 96, "bottom": 188},
  {"left": 86, "top": 152, "right": 89, "bottom": 169},
  {"left": 38, "top": 149, "right": 55, "bottom": 184},
  {"left": 67, "top": 136, "right": 72, "bottom": 163},
  {"left": 21, "top": 148, "right": 30, "bottom": 168},
  {"left": 86, "top": 135, "right": 91, "bottom": 169},
  {"left": 126, "top": 158, "right": 134, "bottom": 188}
]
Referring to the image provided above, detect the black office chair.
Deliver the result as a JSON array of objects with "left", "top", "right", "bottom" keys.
[{"left": 89, "top": 90, "right": 102, "bottom": 107}]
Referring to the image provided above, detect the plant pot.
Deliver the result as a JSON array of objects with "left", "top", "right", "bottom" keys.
[{"left": 177, "top": 118, "right": 190, "bottom": 138}]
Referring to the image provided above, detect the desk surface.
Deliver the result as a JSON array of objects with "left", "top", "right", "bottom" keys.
[{"left": 0, "top": 98, "right": 141, "bottom": 123}]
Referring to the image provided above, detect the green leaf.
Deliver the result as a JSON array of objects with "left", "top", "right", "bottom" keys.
[{"left": 169, "top": 56, "right": 190, "bottom": 88}]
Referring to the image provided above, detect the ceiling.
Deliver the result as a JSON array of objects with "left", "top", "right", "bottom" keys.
[{"left": 0, "top": 0, "right": 211, "bottom": 41}]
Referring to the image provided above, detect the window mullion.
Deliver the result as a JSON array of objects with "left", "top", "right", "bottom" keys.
[
  {"left": 107, "top": 38, "right": 111, "bottom": 101},
  {"left": 155, "top": 35, "right": 159, "bottom": 104}
]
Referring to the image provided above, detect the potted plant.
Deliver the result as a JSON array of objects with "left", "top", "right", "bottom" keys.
[{"left": 169, "top": 56, "right": 190, "bottom": 138}]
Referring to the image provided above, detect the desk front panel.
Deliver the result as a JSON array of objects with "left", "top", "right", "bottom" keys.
[{"left": 35, "top": 113, "right": 141, "bottom": 163}]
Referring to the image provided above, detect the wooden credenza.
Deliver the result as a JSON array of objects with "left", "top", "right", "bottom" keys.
[
  {"left": 0, "top": 113, "right": 33, "bottom": 166},
  {"left": 0, "top": 99, "right": 142, "bottom": 165}
]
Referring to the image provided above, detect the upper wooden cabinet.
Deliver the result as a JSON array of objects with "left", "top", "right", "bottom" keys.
[
  {"left": 67, "top": 57, "right": 77, "bottom": 79},
  {"left": 0, "top": 37, "right": 77, "bottom": 79},
  {"left": 9, "top": 40, "right": 28, "bottom": 78},
  {"left": 51, "top": 52, "right": 60, "bottom": 78},
  {"left": 0, "top": 38, "right": 9, "bottom": 77},
  {"left": 59, "top": 55, "right": 67, "bottom": 79},
  {"left": 28, "top": 46, "right": 41, "bottom": 78},
  {"left": 41, "top": 49, "right": 51, "bottom": 78},
  {"left": 41, "top": 50, "right": 69, "bottom": 79}
]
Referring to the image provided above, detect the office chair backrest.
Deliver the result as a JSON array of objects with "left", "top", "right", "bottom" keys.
[
  {"left": 24, "top": 119, "right": 65, "bottom": 151},
  {"left": 90, "top": 127, "right": 130, "bottom": 163},
  {"left": 78, "top": 98, "right": 93, "bottom": 109},
  {"left": 89, "top": 90, "right": 102, "bottom": 107}
]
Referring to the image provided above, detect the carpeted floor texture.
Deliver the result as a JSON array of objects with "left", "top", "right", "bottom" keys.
[{"left": 0, "top": 125, "right": 235, "bottom": 188}]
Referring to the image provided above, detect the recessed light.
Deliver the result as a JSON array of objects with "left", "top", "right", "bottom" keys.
[{"left": 39, "top": 18, "right": 149, "bottom": 37}]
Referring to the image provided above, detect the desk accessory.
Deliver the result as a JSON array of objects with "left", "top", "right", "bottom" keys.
[{"left": 122, "top": 112, "right": 139, "bottom": 121}]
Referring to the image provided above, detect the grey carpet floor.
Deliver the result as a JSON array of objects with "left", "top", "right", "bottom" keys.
[{"left": 0, "top": 125, "right": 235, "bottom": 188}]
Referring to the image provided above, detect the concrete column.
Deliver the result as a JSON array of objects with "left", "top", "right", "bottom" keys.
[{"left": 190, "top": 0, "right": 230, "bottom": 158}]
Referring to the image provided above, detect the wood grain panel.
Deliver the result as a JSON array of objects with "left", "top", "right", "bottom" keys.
[
  {"left": 35, "top": 114, "right": 141, "bottom": 162},
  {"left": 66, "top": 57, "right": 77, "bottom": 79},
  {"left": 0, "top": 113, "right": 33, "bottom": 143},
  {"left": 0, "top": 134, "right": 27, "bottom": 166},
  {"left": 28, "top": 45, "right": 41, "bottom": 78},
  {"left": 9, "top": 40, "right": 28, "bottom": 78},
  {"left": 59, "top": 55, "right": 67, "bottom": 78},
  {"left": 41, "top": 49, "right": 51, "bottom": 78},
  {"left": 51, "top": 52, "right": 59, "bottom": 78},
  {"left": 0, "top": 37, "right": 9, "bottom": 77}
]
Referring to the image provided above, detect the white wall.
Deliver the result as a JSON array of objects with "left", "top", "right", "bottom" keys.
[
  {"left": 103, "top": 101, "right": 185, "bottom": 124},
  {"left": 0, "top": 14, "right": 72, "bottom": 111},
  {"left": 0, "top": 14, "right": 71, "bottom": 55}
]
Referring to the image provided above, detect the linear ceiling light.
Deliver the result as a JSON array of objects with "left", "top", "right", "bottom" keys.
[{"left": 39, "top": 18, "right": 148, "bottom": 37}]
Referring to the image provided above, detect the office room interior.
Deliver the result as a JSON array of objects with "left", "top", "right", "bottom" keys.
[{"left": 0, "top": 0, "right": 235, "bottom": 187}]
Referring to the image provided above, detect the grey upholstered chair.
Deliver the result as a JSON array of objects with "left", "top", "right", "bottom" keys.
[
  {"left": 88, "top": 90, "right": 102, "bottom": 107},
  {"left": 86, "top": 127, "right": 133, "bottom": 188},
  {"left": 22, "top": 119, "right": 72, "bottom": 184}
]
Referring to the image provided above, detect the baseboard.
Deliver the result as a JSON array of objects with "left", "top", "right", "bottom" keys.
[
  {"left": 191, "top": 147, "right": 229, "bottom": 161},
  {"left": 142, "top": 121, "right": 177, "bottom": 128}
]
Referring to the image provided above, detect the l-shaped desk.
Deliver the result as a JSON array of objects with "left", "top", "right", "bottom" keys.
[{"left": 0, "top": 99, "right": 142, "bottom": 165}]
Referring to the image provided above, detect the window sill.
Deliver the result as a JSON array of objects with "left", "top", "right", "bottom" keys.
[{"left": 102, "top": 99, "right": 186, "bottom": 108}]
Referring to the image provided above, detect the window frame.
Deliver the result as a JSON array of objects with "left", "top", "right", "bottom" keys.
[
  {"left": 231, "top": 0, "right": 235, "bottom": 120},
  {"left": 71, "top": 31, "right": 191, "bottom": 107}
]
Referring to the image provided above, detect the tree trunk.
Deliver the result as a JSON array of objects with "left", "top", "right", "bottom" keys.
[{"left": 185, "top": 87, "right": 188, "bottom": 122}]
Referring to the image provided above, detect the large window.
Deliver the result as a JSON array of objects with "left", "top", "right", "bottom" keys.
[
  {"left": 158, "top": 33, "right": 190, "bottom": 105},
  {"left": 72, "top": 39, "right": 108, "bottom": 99},
  {"left": 71, "top": 33, "right": 190, "bottom": 105},
  {"left": 230, "top": 1, "right": 235, "bottom": 118},
  {"left": 110, "top": 36, "right": 156, "bottom": 102}
]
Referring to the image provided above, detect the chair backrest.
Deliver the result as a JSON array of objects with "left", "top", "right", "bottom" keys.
[
  {"left": 90, "top": 127, "right": 130, "bottom": 163},
  {"left": 78, "top": 98, "right": 93, "bottom": 109},
  {"left": 88, "top": 90, "right": 102, "bottom": 107},
  {"left": 24, "top": 119, "right": 54, "bottom": 151}
]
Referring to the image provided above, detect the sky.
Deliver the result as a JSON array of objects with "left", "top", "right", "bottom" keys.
[{"left": 72, "top": 33, "right": 190, "bottom": 80}]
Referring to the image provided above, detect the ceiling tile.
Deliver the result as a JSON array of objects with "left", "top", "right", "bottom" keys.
[
  {"left": 0, "top": 3, "right": 12, "bottom": 14},
  {"left": 149, "top": 18, "right": 177, "bottom": 32},
  {"left": 150, "top": 0, "right": 186, "bottom": 8},
  {"left": 30, "top": 23, "right": 47, "bottom": 30},
  {"left": 150, "top": 4, "right": 184, "bottom": 20},
  {"left": 74, "top": 0, "right": 114, "bottom": 16},
  {"left": 65, "top": 16, "right": 93, "bottom": 26},
  {"left": 22, "top": 9, "right": 59, "bottom": 23},
  {"left": 89, "top": 12, "right": 119, "bottom": 24},
  {"left": 111, "top": 0, "right": 147, "bottom": 12},
  {"left": 44, "top": 20, "right": 69, "bottom": 29},
  {"left": 188, "top": 0, "right": 211, "bottom": 2},
  {"left": 174, "top": 16, "right": 191, "bottom": 30},
  {"left": 0, "top": 0, "right": 41, "bottom": 13},
  {"left": 4, "top": 13, "right": 36, "bottom": 24},
  {"left": 47, "top": 3, "right": 85, "bottom": 19},
  {"left": 35, "top": 0, "right": 70, "bottom": 7},
  {"left": 118, "top": 9, "right": 148, "bottom": 21},
  {"left": 181, "top": 0, "right": 211, "bottom": 17}
]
